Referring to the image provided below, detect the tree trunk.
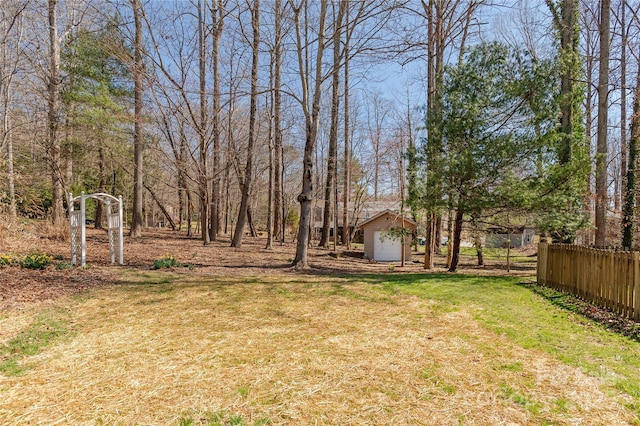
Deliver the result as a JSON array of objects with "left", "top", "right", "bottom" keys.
[
  {"left": 558, "top": 0, "right": 577, "bottom": 165},
  {"left": 619, "top": 2, "right": 628, "bottom": 237},
  {"left": 341, "top": 5, "right": 350, "bottom": 249},
  {"left": 266, "top": 69, "right": 274, "bottom": 250},
  {"left": 186, "top": 188, "right": 193, "bottom": 237},
  {"left": 1, "top": 1, "right": 26, "bottom": 219},
  {"left": 129, "top": 0, "right": 144, "bottom": 238},
  {"left": 406, "top": 93, "right": 417, "bottom": 228},
  {"left": 293, "top": 0, "right": 329, "bottom": 269},
  {"left": 446, "top": 209, "right": 453, "bottom": 268},
  {"left": 423, "top": 0, "right": 445, "bottom": 268},
  {"left": 266, "top": 141, "right": 274, "bottom": 248},
  {"left": 545, "top": 0, "right": 582, "bottom": 243},
  {"left": 210, "top": 0, "right": 224, "bottom": 241},
  {"left": 583, "top": 3, "right": 595, "bottom": 246},
  {"left": 5, "top": 119, "right": 16, "bottom": 218},
  {"left": 595, "top": 0, "right": 610, "bottom": 247},
  {"left": 178, "top": 132, "right": 188, "bottom": 232},
  {"left": 423, "top": 212, "right": 435, "bottom": 269},
  {"left": 198, "top": 0, "right": 209, "bottom": 245},
  {"left": 2, "top": 88, "right": 16, "bottom": 218},
  {"left": 231, "top": 0, "right": 260, "bottom": 248},
  {"left": 95, "top": 146, "right": 105, "bottom": 229},
  {"left": 224, "top": 53, "right": 235, "bottom": 237},
  {"left": 475, "top": 236, "right": 484, "bottom": 267},
  {"left": 470, "top": 214, "right": 483, "bottom": 266},
  {"left": 448, "top": 208, "right": 464, "bottom": 272},
  {"left": 622, "top": 60, "right": 639, "bottom": 249},
  {"left": 144, "top": 182, "right": 176, "bottom": 231},
  {"left": 247, "top": 204, "right": 258, "bottom": 237},
  {"left": 273, "top": 0, "right": 284, "bottom": 243},
  {"left": 63, "top": 113, "right": 73, "bottom": 191},
  {"left": 319, "top": 2, "right": 344, "bottom": 249},
  {"left": 48, "top": 0, "right": 65, "bottom": 226},
  {"left": 178, "top": 185, "right": 184, "bottom": 231}
]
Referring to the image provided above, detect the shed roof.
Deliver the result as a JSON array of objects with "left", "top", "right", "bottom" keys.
[{"left": 357, "top": 209, "right": 417, "bottom": 230}]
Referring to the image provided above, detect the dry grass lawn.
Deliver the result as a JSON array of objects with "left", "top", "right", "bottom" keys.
[
  {"left": 0, "top": 227, "right": 637, "bottom": 425},
  {"left": 0, "top": 274, "right": 636, "bottom": 425}
]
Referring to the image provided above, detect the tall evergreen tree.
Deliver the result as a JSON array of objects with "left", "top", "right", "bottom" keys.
[{"left": 61, "top": 26, "right": 132, "bottom": 225}]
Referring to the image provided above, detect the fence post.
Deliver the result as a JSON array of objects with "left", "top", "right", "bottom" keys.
[
  {"left": 624, "top": 251, "right": 633, "bottom": 318},
  {"left": 633, "top": 251, "right": 640, "bottom": 319},
  {"left": 537, "top": 243, "right": 547, "bottom": 286}
]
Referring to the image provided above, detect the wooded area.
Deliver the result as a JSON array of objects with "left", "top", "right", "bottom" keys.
[{"left": 1, "top": 0, "right": 640, "bottom": 270}]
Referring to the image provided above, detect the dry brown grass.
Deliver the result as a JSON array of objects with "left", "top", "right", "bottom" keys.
[
  {"left": 0, "top": 225, "right": 634, "bottom": 425},
  {"left": 0, "top": 218, "right": 43, "bottom": 254},
  {"left": 34, "top": 221, "right": 70, "bottom": 242},
  {"left": 0, "top": 273, "right": 636, "bottom": 425}
]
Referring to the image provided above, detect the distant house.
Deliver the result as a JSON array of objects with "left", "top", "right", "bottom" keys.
[
  {"left": 485, "top": 226, "right": 535, "bottom": 248},
  {"left": 357, "top": 210, "right": 417, "bottom": 262},
  {"left": 312, "top": 199, "right": 403, "bottom": 243}
]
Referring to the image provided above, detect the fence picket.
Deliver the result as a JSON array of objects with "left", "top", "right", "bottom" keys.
[
  {"left": 634, "top": 252, "right": 640, "bottom": 320},
  {"left": 537, "top": 243, "right": 640, "bottom": 320}
]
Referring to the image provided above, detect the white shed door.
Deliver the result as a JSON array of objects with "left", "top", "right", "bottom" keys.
[{"left": 373, "top": 231, "right": 402, "bottom": 261}]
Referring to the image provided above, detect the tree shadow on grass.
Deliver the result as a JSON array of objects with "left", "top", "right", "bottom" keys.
[{"left": 519, "top": 281, "right": 640, "bottom": 342}]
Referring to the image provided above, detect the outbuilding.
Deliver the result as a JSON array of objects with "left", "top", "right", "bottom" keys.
[
  {"left": 485, "top": 226, "right": 535, "bottom": 248},
  {"left": 357, "top": 209, "right": 417, "bottom": 262}
]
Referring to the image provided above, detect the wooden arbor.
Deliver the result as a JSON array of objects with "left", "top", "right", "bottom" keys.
[{"left": 69, "top": 192, "right": 124, "bottom": 267}]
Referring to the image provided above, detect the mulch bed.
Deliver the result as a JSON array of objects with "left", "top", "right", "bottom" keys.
[{"left": 0, "top": 267, "right": 119, "bottom": 309}]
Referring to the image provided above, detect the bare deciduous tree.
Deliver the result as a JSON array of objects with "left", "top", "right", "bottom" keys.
[
  {"left": 47, "top": 0, "right": 65, "bottom": 226},
  {"left": 0, "top": 0, "right": 28, "bottom": 219},
  {"left": 319, "top": 1, "right": 346, "bottom": 249},
  {"left": 291, "top": 0, "right": 329, "bottom": 269},
  {"left": 129, "top": 0, "right": 144, "bottom": 237},
  {"left": 595, "top": 0, "right": 611, "bottom": 247},
  {"left": 210, "top": 0, "right": 226, "bottom": 241},
  {"left": 231, "top": 0, "right": 261, "bottom": 248},
  {"left": 198, "top": 0, "right": 210, "bottom": 245}
]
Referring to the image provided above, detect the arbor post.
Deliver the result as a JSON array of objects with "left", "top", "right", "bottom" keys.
[{"left": 69, "top": 192, "right": 124, "bottom": 267}]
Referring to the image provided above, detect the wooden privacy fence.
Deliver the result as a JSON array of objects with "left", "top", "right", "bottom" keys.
[{"left": 537, "top": 243, "right": 640, "bottom": 320}]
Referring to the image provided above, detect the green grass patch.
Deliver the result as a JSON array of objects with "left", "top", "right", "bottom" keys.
[
  {"left": 55, "top": 261, "right": 73, "bottom": 270},
  {"left": 500, "top": 362, "right": 523, "bottom": 373},
  {"left": 0, "top": 308, "right": 72, "bottom": 376},
  {"left": 500, "top": 383, "right": 542, "bottom": 415},
  {"left": 177, "top": 410, "right": 270, "bottom": 426},
  {"left": 360, "top": 272, "right": 640, "bottom": 418},
  {"left": 441, "top": 246, "right": 536, "bottom": 263},
  {"left": 237, "top": 385, "right": 250, "bottom": 398},
  {"left": 117, "top": 269, "right": 180, "bottom": 296}
]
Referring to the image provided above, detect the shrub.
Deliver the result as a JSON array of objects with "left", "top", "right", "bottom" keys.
[
  {"left": 35, "top": 222, "right": 69, "bottom": 242},
  {"left": 153, "top": 253, "right": 180, "bottom": 269},
  {"left": 0, "top": 253, "right": 17, "bottom": 267},
  {"left": 20, "top": 253, "right": 53, "bottom": 270}
]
